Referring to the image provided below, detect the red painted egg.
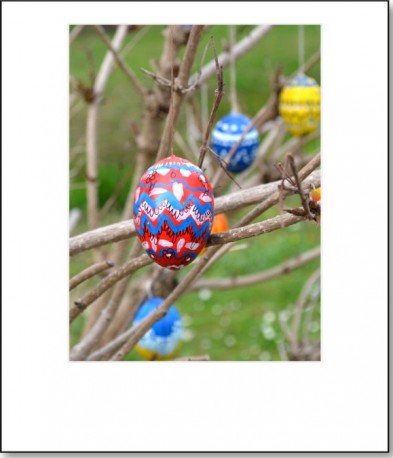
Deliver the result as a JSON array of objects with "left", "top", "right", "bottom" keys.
[{"left": 133, "top": 155, "right": 215, "bottom": 270}]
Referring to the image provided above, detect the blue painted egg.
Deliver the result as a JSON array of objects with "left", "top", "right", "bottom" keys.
[
  {"left": 211, "top": 113, "right": 259, "bottom": 173},
  {"left": 132, "top": 297, "right": 183, "bottom": 360}
]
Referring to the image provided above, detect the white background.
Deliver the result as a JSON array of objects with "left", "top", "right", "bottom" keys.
[{"left": 2, "top": 1, "right": 388, "bottom": 452}]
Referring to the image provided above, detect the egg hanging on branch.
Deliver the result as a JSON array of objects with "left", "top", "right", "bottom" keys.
[
  {"left": 200, "top": 212, "right": 230, "bottom": 255},
  {"left": 131, "top": 297, "right": 183, "bottom": 361},
  {"left": 210, "top": 113, "right": 260, "bottom": 173},
  {"left": 133, "top": 155, "right": 214, "bottom": 270},
  {"left": 279, "top": 73, "right": 320, "bottom": 137}
]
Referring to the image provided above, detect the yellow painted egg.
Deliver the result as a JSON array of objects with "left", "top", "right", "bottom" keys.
[{"left": 279, "top": 74, "right": 320, "bottom": 137}]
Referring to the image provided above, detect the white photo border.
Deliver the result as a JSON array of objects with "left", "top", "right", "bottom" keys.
[{"left": 2, "top": 1, "right": 388, "bottom": 452}]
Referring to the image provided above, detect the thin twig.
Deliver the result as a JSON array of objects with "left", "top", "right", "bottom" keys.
[
  {"left": 119, "top": 25, "right": 151, "bottom": 60},
  {"left": 70, "top": 260, "right": 114, "bottom": 291},
  {"left": 208, "top": 146, "right": 242, "bottom": 189},
  {"left": 69, "top": 25, "right": 84, "bottom": 44},
  {"left": 198, "top": 37, "right": 224, "bottom": 169},
  {"left": 229, "top": 25, "right": 240, "bottom": 113},
  {"left": 231, "top": 153, "right": 321, "bottom": 229},
  {"left": 70, "top": 254, "right": 152, "bottom": 323},
  {"left": 289, "top": 49, "right": 320, "bottom": 79},
  {"left": 99, "top": 169, "right": 133, "bottom": 219},
  {"left": 290, "top": 269, "right": 321, "bottom": 355},
  {"left": 189, "top": 25, "right": 273, "bottom": 88},
  {"left": 207, "top": 213, "right": 305, "bottom": 246},
  {"left": 287, "top": 154, "right": 313, "bottom": 219},
  {"left": 191, "top": 246, "right": 320, "bottom": 291},
  {"left": 86, "top": 326, "right": 134, "bottom": 361},
  {"left": 94, "top": 25, "right": 146, "bottom": 97}
]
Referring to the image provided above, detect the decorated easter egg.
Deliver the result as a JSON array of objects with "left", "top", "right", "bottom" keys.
[
  {"left": 211, "top": 212, "right": 230, "bottom": 233},
  {"left": 309, "top": 186, "right": 321, "bottom": 205},
  {"left": 309, "top": 186, "right": 321, "bottom": 217},
  {"left": 279, "top": 73, "right": 320, "bottom": 137},
  {"left": 211, "top": 113, "right": 259, "bottom": 173},
  {"left": 133, "top": 155, "right": 214, "bottom": 270},
  {"left": 132, "top": 297, "right": 182, "bottom": 360},
  {"left": 200, "top": 213, "right": 230, "bottom": 255}
]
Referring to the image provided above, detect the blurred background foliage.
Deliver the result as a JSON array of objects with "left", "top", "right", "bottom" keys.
[{"left": 70, "top": 25, "right": 320, "bottom": 361}]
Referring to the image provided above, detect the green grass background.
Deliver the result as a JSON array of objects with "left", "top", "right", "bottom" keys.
[{"left": 70, "top": 25, "right": 321, "bottom": 361}]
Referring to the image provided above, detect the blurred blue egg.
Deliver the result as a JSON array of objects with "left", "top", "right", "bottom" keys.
[
  {"left": 132, "top": 297, "right": 183, "bottom": 360},
  {"left": 211, "top": 113, "right": 259, "bottom": 173}
]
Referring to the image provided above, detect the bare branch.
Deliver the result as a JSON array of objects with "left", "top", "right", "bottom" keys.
[
  {"left": 86, "top": 25, "right": 128, "bottom": 235},
  {"left": 94, "top": 25, "right": 146, "bottom": 97},
  {"left": 69, "top": 25, "right": 84, "bottom": 44},
  {"left": 289, "top": 49, "right": 320, "bottom": 79},
  {"left": 228, "top": 25, "right": 240, "bottom": 113},
  {"left": 70, "top": 254, "right": 152, "bottom": 323},
  {"left": 207, "top": 213, "right": 305, "bottom": 246},
  {"left": 156, "top": 25, "right": 205, "bottom": 160},
  {"left": 119, "top": 25, "right": 151, "bottom": 60},
  {"left": 86, "top": 326, "right": 133, "bottom": 361},
  {"left": 290, "top": 269, "right": 321, "bottom": 356},
  {"left": 69, "top": 170, "right": 320, "bottom": 256},
  {"left": 191, "top": 246, "right": 320, "bottom": 291},
  {"left": 189, "top": 25, "right": 273, "bottom": 88},
  {"left": 198, "top": 37, "right": 224, "bottom": 168},
  {"left": 70, "top": 260, "right": 114, "bottom": 291}
]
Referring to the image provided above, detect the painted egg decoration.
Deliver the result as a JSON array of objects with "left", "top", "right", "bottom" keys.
[
  {"left": 132, "top": 297, "right": 183, "bottom": 360},
  {"left": 279, "top": 73, "right": 320, "bottom": 137},
  {"left": 133, "top": 155, "right": 214, "bottom": 270},
  {"left": 200, "top": 213, "right": 230, "bottom": 255},
  {"left": 211, "top": 113, "right": 259, "bottom": 173},
  {"left": 309, "top": 186, "right": 321, "bottom": 205},
  {"left": 309, "top": 186, "right": 321, "bottom": 217}
]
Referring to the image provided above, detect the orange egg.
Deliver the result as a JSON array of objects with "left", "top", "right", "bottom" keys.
[
  {"left": 200, "top": 213, "right": 230, "bottom": 255},
  {"left": 211, "top": 213, "right": 230, "bottom": 233},
  {"left": 309, "top": 187, "right": 321, "bottom": 204}
]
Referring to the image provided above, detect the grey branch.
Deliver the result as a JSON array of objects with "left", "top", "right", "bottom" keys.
[
  {"left": 86, "top": 25, "right": 128, "bottom": 234},
  {"left": 191, "top": 246, "right": 320, "bottom": 291},
  {"left": 70, "top": 254, "right": 152, "bottom": 323},
  {"left": 156, "top": 25, "right": 205, "bottom": 160},
  {"left": 94, "top": 25, "right": 146, "bottom": 97},
  {"left": 290, "top": 269, "right": 321, "bottom": 355},
  {"left": 189, "top": 25, "right": 273, "bottom": 88},
  {"left": 69, "top": 260, "right": 114, "bottom": 291},
  {"left": 69, "top": 170, "right": 320, "bottom": 256},
  {"left": 207, "top": 213, "right": 305, "bottom": 246}
]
